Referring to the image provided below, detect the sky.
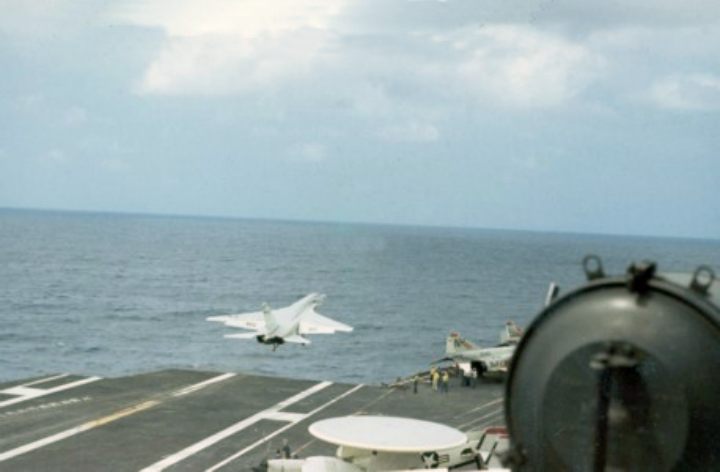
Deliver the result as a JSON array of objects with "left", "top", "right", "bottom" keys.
[{"left": 0, "top": 0, "right": 718, "bottom": 239}]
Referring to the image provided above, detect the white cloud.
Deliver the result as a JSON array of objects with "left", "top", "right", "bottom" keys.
[
  {"left": 0, "top": 0, "right": 104, "bottom": 39},
  {"left": 453, "top": 25, "right": 605, "bottom": 108},
  {"left": 63, "top": 106, "right": 88, "bottom": 127},
  {"left": 15, "top": 94, "right": 44, "bottom": 111},
  {"left": 349, "top": 83, "right": 396, "bottom": 118},
  {"left": 100, "top": 158, "right": 129, "bottom": 172},
  {"left": 292, "top": 143, "right": 328, "bottom": 162},
  {"left": 114, "top": 0, "right": 346, "bottom": 95},
  {"left": 138, "top": 30, "right": 328, "bottom": 95},
  {"left": 379, "top": 121, "right": 440, "bottom": 143},
  {"left": 45, "top": 149, "right": 67, "bottom": 163},
  {"left": 113, "top": 0, "right": 343, "bottom": 37},
  {"left": 648, "top": 74, "right": 720, "bottom": 110}
]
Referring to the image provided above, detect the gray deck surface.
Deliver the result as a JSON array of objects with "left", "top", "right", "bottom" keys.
[{"left": 0, "top": 370, "right": 504, "bottom": 471}]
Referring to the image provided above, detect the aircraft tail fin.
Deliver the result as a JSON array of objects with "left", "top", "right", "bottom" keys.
[
  {"left": 498, "top": 321, "right": 523, "bottom": 346},
  {"left": 446, "top": 332, "right": 478, "bottom": 355},
  {"left": 262, "top": 303, "right": 278, "bottom": 333}
]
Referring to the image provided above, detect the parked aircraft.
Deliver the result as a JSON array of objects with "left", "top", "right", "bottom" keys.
[
  {"left": 266, "top": 416, "right": 509, "bottom": 471},
  {"left": 444, "top": 322, "right": 522, "bottom": 376},
  {"left": 207, "top": 293, "right": 353, "bottom": 350}
]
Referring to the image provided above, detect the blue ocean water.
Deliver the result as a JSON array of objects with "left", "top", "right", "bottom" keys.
[{"left": 1, "top": 209, "right": 718, "bottom": 384}]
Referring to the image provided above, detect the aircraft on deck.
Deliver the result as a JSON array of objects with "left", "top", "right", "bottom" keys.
[
  {"left": 207, "top": 293, "right": 353, "bottom": 350},
  {"left": 267, "top": 416, "right": 509, "bottom": 471},
  {"left": 443, "top": 321, "right": 523, "bottom": 376}
]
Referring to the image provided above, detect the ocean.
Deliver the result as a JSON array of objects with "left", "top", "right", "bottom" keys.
[{"left": 1, "top": 208, "right": 718, "bottom": 384}]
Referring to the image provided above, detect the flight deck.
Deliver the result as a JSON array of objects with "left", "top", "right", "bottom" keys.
[{"left": 0, "top": 370, "right": 504, "bottom": 471}]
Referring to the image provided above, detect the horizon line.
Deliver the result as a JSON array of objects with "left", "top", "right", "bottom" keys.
[{"left": 0, "top": 205, "right": 717, "bottom": 243}]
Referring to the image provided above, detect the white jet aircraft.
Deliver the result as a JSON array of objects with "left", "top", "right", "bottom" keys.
[{"left": 207, "top": 293, "right": 353, "bottom": 350}]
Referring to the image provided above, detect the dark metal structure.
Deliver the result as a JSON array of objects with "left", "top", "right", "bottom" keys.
[{"left": 505, "top": 256, "right": 720, "bottom": 471}]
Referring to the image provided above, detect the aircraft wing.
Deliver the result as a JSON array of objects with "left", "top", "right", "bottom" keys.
[
  {"left": 447, "top": 353, "right": 477, "bottom": 364},
  {"left": 206, "top": 311, "right": 265, "bottom": 331},
  {"left": 449, "top": 346, "right": 514, "bottom": 366},
  {"left": 224, "top": 332, "right": 258, "bottom": 339},
  {"left": 284, "top": 335, "right": 311, "bottom": 345},
  {"left": 299, "top": 309, "right": 353, "bottom": 335}
]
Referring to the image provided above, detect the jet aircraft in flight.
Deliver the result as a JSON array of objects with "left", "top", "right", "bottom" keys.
[{"left": 207, "top": 293, "right": 353, "bottom": 350}]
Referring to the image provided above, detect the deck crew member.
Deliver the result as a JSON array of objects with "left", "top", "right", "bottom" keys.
[{"left": 281, "top": 439, "right": 292, "bottom": 459}]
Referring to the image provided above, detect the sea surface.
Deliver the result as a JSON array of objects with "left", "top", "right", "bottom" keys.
[{"left": 1, "top": 208, "right": 718, "bottom": 384}]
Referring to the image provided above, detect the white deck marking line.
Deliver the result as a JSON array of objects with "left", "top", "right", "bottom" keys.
[
  {"left": 263, "top": 411, "right": 306, "bottom": 422},
  {"left": 173, "top": 373, "right": 236, "bottom": 397},
  {"left": 456, "top": 407, "right": 504, "bottom": 430},
  {"left": 140, "top": 381, "right": 333, "bottom": 472},
  {"left": 467, "top": 397, "right": 503, "bottom": 414},
  {"left": 472, "top": 410, "right": 505, "bottom": 431},
  {"left": 0, "top": 372, "right": 236, "bottom": 464},
  {"left": 19, "top": 374, "right": 70, "bottom": 388},
  {"left": 3, "top": 386, "right": 45, "bottom": 396},
  {"left": 0, "top": 376, "right": 103, "bottom": 409},
  {"left": 448, "top": 397, "right": 503, "bottom": 422},
  {"left": 204, "top": 384, "right": 365, "bottom": 472},
  {"left": 0, "top": 400, "right": 159, "bottom": 463},
  {"left": 0, "top": 374, "right": 69, "bottom": 395}
]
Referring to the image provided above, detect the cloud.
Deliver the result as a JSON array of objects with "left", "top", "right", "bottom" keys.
[
  {"left": 452, "top": 25, "right": 605, "bottom": 108},
  {"left": 348, "top": 83, "right": 396, "bottom": 118},
  {"left": 344, "top": 0, "right": 720, "bottom": 40},
  {"left": 0, "top": 0, "right": 106, "bottom": 39},
  {"left": 648, "top": 74, "right": 720, "bottom": 110},
  {"left": 291, "top": 143, "right": 328, "bottom": 162},
  {"left": 299, "top": 143, "right": 327, "bottom": 162},
  {"left": 379, "top": 121, "right": 440, "bottom": 142},
  {"left": 63, "top": 106, "right": 88, "bottom": 127},
  {"left": 114, "top": 0, "right": 346, "bottom": 95},
  {"left": 541, "top": 0, "right": 720, "bottom": 29},
  {"left": 100, "top": 158, "right": 129, "bottom": 172},
  {"left": 137, "top": 30, "right": 329, "bottom": 95},
  {"left": 113, "top": 0, "right": 344, "bottom": 37},
  {"left": 45, "top": 149, "right": 67, "bottom": 164},
  {"left": 15, "top": 94, "right": 44, "bottom": 111}
]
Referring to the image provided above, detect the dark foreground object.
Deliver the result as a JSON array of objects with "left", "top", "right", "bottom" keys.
[
  {"left": 506, "top": 259, "right": 720, "bottom": 471},
  {"left": 0, "top": 369, "right": 503, "bottom": 471}
]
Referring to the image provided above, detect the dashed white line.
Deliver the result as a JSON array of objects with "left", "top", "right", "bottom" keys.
[
  {"left": 140, "top": 381, "right": 334, "bottom": 472},
  {"left": 0, "top": 372, "right": 236, "bottom": 464},
  {"left": 0, "top": 377, "right": 103, "bottom": 409},
  {"left": 0, "top": 400, "right": 160, "bottom": 463},
  {"left": 0, "top": 397, "right": 93, "bottom": 419}
]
